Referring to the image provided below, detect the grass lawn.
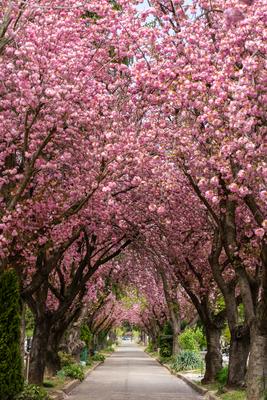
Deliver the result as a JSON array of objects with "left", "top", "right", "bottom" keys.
[
  {"left": 198, "top": 381, "right": 246, "bottom": 400},
  {"left": 219, "top": 390, "right": 246, "bottom": 400}
]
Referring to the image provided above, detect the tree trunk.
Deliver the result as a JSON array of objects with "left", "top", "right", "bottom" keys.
[
  {"left": 246, "top": 331, "right": 267, "bottom": 400},
  {"left": 46, "top": 332, "right": 62, "bottom": 377},
  {"left": 149, "top": 334, "right": 158, "bottom": 352},
  {"left": 227, "top": 325, "right": 250, "bottom": 388},
  {"left": 202, "top": 325, "right": 222, "bottom": 383},
  {"left": 46, "top": 347, "right": 61, "bottom": 377},
  {"left": 172, "top": 320, "right": 180, "bottom": 356},
  {"left": 29, "top": 318, "right": 50, "bottom": 384}
]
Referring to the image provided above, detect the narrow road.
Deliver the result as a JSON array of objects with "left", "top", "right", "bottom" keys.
[{"left": 68, "top": 343, "right": 203, "bottom": 400}]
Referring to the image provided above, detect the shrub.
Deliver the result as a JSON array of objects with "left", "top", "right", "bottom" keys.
[
  {"left": 80, "top": 324, "right": 93, "bottom": 348},
  {"left": 145, "top": 342, "right": 155, "bottom": 353},
  {"left": 86, "top": 359, "right": 93, "bottom": 367},
  {"left": 104, "top": 345, "right": 115, "bottom": 353},
  {"left": 193, "top": 327, "right": 206, "bottom": 350},
  {"left": 178, "top": 327, "right": 206, "bottom": 351},
  {"left": 57, "top": 364, "right": 85, "bottom": 381},
  {"left": 171, "top": 350, "right": 204, "bottom": 372},
  {"left": 106, "top": 339, "right": 114, "bottom": 348},
  {"left": 178, "top": 330, "right": 199, "bottom": 351},
  {"left": 15, "top": 384, "right": 50, "bottom": 400},
  {"left": 58, "top": 351, "right": 75, "bottom": 367},
  {"left": 0, "top": 270, "right": 24, "bottom": 400},
  {"left": 91, "top": 353, "right": 105, "bottom": 362},
  {"left": 216, "top": 367, "right": 228, "bottom": 386}
]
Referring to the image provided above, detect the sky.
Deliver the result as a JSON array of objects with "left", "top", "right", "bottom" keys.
[{"left": 137, "top": 0, "right": 150, "bottom": 12}]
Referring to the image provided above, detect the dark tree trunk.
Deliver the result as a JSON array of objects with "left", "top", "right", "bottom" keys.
[
  {"left": 46, "top": 347, "right": 61, "bottom": 377},
  {"left": 29, "top": 318, "right": 50, "bottom": 384},
  {"left": 246, "top": 330, "right": 267, "bottom": 400},
  {"left": 227, "top": 325, "right": 250, "bottom": 388},
  {"left": 202, "top": 325, "right": 222, "bottom": 383},
  {"left": 149, "top": 334, "right": 158, "bottom": 352},
  {"left": 46, "top": 331, "right": 62, "bottom": 377}
]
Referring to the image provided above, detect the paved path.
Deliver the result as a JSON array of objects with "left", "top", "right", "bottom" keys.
[{"left": 68, "top": 343, "right": 203, "bottom": 400}]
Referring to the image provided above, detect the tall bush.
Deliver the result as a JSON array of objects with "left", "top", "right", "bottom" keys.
[
  {"left": 178, "top": 327, "right": 206, "bottom": 351},
  {"left": 0, "top": 269, "right": 24, "bottom": 399}
]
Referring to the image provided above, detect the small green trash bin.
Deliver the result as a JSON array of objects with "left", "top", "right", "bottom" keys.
[{"left": 80, "top": 347, "right": 88, "bottom": 363}]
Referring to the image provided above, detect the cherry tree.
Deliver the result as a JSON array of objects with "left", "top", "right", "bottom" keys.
[
  {"left": 0, "top": 0, "right": 156, "bottom": 384},
  {"left": 132, "top": 1, "right": 266, "bottom": 396}
]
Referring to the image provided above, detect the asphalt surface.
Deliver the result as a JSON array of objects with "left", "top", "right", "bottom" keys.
[{"left": 68, "top": 343, "right": 203, "bottom": 400}]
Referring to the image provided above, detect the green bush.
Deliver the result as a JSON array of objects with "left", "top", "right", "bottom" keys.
[
  {"left": 86, "top": 359, "right": 93, "bottom": 367},
  {"left": 104, "top": 345, "right": 115, "bottom": 353},
  {"left": 171, "top": 350, "right": 204, "bottom": 372},
  {"left": 0, "top": 270, "right": 24, "bottom": 400},
  {"left": 178, "top": 327, "right": 206, "bottom": 351},
  {"left": 216, "top": 367, "right": 228, "bottom": 386},
  {"left": 58, "top": 351, "right": 75, "bottom": 367},
  {"left": 15, "top": 384, "right": 50, "bottom": 400},
  {"left": 145, "top": 342, "right": 155, "bottom": 353},
  {"left": 57, "top": 364, "right": 85, "bottom": 381},
  {"left": 80, "top": 324, "right": 93, "bottom": 348},
  {"left": 91, "top": 353, "right": 105, "bottom": 362}
]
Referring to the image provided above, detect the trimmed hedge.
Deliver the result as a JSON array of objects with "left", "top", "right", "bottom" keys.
[{"left": 0, "top": 269, "right": 24, "bottom": 399}]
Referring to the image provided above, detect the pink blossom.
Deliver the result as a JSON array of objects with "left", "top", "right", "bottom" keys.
[
  {"left": 157, "top": 206, "right": 165, "bottom": 215},
  {"left": 210, "top": 176, "right": 219, "bottom": 187},
  {"left": 237, "top": 170, "right": 246, "bottom": 179},
  {"left": 228, "top": 183, "right": 239, "bottom": 193},
  {"left": 148, "top": 204, "right": 157, "bottom": 212},
  {"left": 259, "top": 191, "right": 267, "bottom": 201},
  {"left": 239, "top": 186, "right": 250, "bottom": 197},
  {"left": 240, "top": 0, "right": 254, "bottom": 5},
  {"left": 224, "top": 8, "right": 245, "bottom": 26},
  {"left": 254, "top": 228, "right": 265, "bottom": 238},
  {"left": 131, "top": 176, "right": 142, "bottom": 185}
]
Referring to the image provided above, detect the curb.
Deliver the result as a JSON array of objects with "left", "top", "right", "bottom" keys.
[
  {"left": 165, "top": 365, "right": 219, "bottom": 399},
  {"left": 176, "top": 372, "right": 208, "bottom": 395},
  {"left": 63, "top": 361, "right": 103, "bottom": 394},
  {"left": 49, "top": 361, "right": 103, "bottom": 399},
  {"left": 176, "top": 373, "right": 218, "bottom": 399},
  {"left": 146, "top": 352, "right": 219, "bottom": 400}
]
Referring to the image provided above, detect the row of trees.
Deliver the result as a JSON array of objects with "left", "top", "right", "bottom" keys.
[{"left": 0, "top": 0, "right": 266, "bottom": 399}]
